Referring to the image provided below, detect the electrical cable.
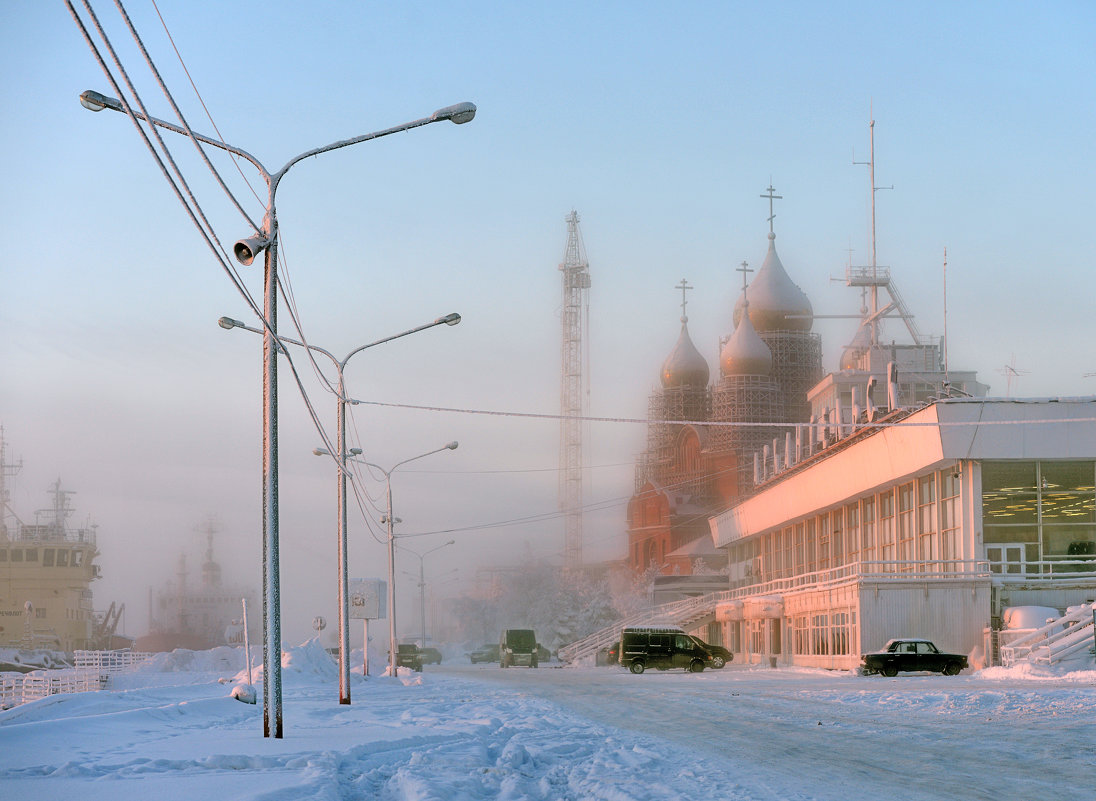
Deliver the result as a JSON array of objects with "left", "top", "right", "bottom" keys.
[
  {"left": 149, "top": 0, "right": 266, "bottom": 209},
  {"left": 115, "top": 0, "right": 262, "bottom": 235}
]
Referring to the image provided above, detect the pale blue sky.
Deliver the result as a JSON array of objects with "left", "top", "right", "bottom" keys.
[{"left": 2, "top": 1, "right": 1094, "bottom": 642}]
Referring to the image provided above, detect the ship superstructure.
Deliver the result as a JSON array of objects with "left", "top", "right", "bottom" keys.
[
  {"left": 138, "top": 519, "right": 257, "bottom": 652},
  {"left": 0, "top": 431, "right": 120, "bottom": 652}
]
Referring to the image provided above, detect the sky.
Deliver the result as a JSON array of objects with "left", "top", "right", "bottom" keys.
[
  {"left": 2, "top": 643, "right": 1096, "bottom": 800},
  {"left": 2, "top": 1, "right": 1095, "bottom": 644}
]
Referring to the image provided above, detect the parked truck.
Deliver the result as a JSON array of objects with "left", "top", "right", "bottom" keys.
[{"left": 499, "top": 629, "right": 539, "bottom": 668}]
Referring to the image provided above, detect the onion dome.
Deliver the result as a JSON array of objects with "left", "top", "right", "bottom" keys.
[
  {"left": 720, "top": 301, "right": 772, "bottom": 377},
  {"left": 733, "top": 233, "right": 813, "bottom": 332},
  {"left": 660, "top": 318, "right": 710, "bottom": 388}
]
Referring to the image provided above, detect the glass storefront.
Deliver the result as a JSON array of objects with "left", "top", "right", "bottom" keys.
[{"left": 982, "top": 460, "right": 1096, "bottom": 570}]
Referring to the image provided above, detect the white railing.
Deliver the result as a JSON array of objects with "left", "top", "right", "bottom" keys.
[
  {"left": 20, "top": 668, "right": 103, "bottom": 703},
  {"left": 987, "top": 559, "right": 1096, "bottom": 583},
  {"left": 0, "top": 673, "right": 22, "bottom": 709},
  {"left": 0, "top": 650, "right": 154, "bottom": 709},
  {"left": 999, "top": 604, "right": 1095, "bottom": 667},
  {"left": 557, "top": 593, "right": 721, "bottom": 664},
  {"left": 74, "top": 649, "right": 153, "bottom": 674}
]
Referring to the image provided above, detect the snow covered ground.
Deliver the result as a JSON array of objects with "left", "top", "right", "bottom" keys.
[{"left": 2, "top": 639, "right": 1095, "bottom": 801}]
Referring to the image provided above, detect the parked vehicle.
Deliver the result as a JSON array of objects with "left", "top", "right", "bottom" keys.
[
  {"left": 861, "top": 639, "right": 968, "bottom": 677},
  {"left": 619, "top": 626, "right": 708, "bottom": 674},
  {"left": 420, "top": 647, "right": 443, "bottom": 665},
  {"left": 395, "top": 643, "right": 423, "bottom": 672},
  {"left": 500, "top": 628, "right": 539, "bottom": 668},
  {"left": 605, "top": 640, "right": 620, "bottom": 665},
  {"left": 469, "top": 643, "right": 500, "bottom": 663},
  {"left": 689, "top": 635, "right": 732, "bottom": 669},
  {"left": 536, "top": 644, "right": 551, "bottom": 663}
]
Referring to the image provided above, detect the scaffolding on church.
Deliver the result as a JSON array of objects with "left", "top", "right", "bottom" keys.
[
  {"left": 757, "top": 330, "right": 823, "bottom": 424},
  {"left": 638, "top": 386, "right": 711, "bottom": 496},
  {"left": 710, "top": 375, "right": 784, "bottom": 491}
]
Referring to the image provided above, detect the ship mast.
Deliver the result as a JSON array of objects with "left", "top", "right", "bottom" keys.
[{"left": 0, "top": 428, "right": 23, "bottom": 538}]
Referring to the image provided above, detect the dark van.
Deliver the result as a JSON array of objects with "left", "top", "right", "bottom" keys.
[
  {"left": 500, "top": 628, "right": 539, "bottom": 668},
  {"left": 619, "top": 626, "right": 709, "bottom": 674}
]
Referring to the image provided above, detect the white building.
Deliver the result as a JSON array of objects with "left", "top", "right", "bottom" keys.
[{"left": 709, "top": 396, "right": 1096, "bottom": 669}]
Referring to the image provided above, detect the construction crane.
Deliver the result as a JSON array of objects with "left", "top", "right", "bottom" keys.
[{"left": 559, "top": 211, "right": 591, "bottom": 571}]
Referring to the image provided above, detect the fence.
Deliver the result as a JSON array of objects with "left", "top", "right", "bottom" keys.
[{"left": 1, "top": 649, "right": 153, "bottom": 709}]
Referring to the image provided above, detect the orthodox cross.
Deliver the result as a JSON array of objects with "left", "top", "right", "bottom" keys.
[
  {"left": 760, "top": 182, "right": 782, "bottom": 235},
  {"left": 736, "top": 260, "right": 753, "bottom": 303},
  {"left": 675, "top": 278, "right": 693, "bottom": 322}
]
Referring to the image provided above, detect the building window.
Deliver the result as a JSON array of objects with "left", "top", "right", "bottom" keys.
[
  {"left": 918, "top": 475, "right": 937, "bottom": 563},
  {"left": 846, "top": 502, "right": 860, "bottom": 564},
  {"left": 831, "top": 510, "right": 844, "bottom": 567},
  {"left": 983, "top": 460, "right": 1096, "bottom": 570},
  {"left": 939, "top": 468, "right": 961, "bottom": 565},
  {"left": 879, "top": 490, "right": 896, "bottom": 565},
  {"left": 24, "top": 548, "right": 38, "bottom": 562},
  {"left": 43, "top": 549, "right": 56, "bottom": 567},
  {"left": 861, "top": 496, "right": 876, "bottom": 565},
  {"left": 897, "top": 482, "right": 915, "bottom": 568}
]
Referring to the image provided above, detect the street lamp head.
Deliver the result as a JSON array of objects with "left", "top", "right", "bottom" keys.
[
  {"left": 79, "top": 90, "right": 121, "bottom": 112},
  {"left": 431, "top": 102, "right": 477, "bottom": 125},
  {"left": 445, "top": 539, "right": 456, "bottom": 546},
  {"left": 218, "top": 316, "right": 245, "bottom": 330},
  {"left": 445, "top": 441, "right": 459, "bottom": 451},
  {"left": 233, "top": 234, "right": 271, "bottom": 266},
  {"left": 349, "top": 448, "right": 362, "bottom": 456},
  {"left": 436, "top": 312, "right": 461, "bottom": 327},
  {"left": 313, "top": 448, "right": 331, "bottom": 456}
]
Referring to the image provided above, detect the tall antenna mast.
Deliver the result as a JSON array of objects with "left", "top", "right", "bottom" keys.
[
  {"left": 943, "top": 247, "right": 949, "bottom": 387},
  {"left": 559, "top": 210, "right": 591, "bottom": 571},
  {"left": 853, "top": 107, "right": 893, "bottom": 348}
]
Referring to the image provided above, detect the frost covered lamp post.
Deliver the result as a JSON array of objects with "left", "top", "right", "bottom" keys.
[
  {"left": 81, "top": 88, "right": 475, "bottom": 738},
  {"left": 358, "top": 442, "right": 458, "bottom": 676},
  {"left": 398, "top": 540, "right": 455, "bottom": 647},
  {"left": 219, "top": 313, "right": 460, "bottom": 705}
]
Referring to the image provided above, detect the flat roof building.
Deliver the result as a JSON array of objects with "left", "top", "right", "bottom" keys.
[{"left": 709, "top": 396, "right": 1096, "bottom": 669}]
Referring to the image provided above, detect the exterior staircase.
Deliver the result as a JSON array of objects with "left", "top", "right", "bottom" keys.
[
  {"left": 999, "top": 603, "right": 1096, "bottom": 667},
  {"left": 558, "top": 592, "right": 722, "bottom": 664}
]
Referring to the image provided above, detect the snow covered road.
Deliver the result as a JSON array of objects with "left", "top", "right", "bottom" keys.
[
  {"left": 450, "top": 661, "right": 1096, "bottom": 801},
  {"left": 1, "top": 642, "right": 1094, "bottom": 801}
]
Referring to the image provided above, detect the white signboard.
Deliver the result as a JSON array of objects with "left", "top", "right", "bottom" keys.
[{"left": 349, "top": 578, "right": 386, "bottom": 620}]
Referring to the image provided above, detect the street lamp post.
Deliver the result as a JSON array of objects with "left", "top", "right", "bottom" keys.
[
  {"left": 81, "top": 89, "right": 475, "bottom": 738},
  {"left": 219, "top": 313, "right": 460, "bottom": 705},
  {"left": 398, "top": 540, "right": 455, "bottom": 647},
  {"left": 357, "top": 442, "right": 458, "bottom": 676}
]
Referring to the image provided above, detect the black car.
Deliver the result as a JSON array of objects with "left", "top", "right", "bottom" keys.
[
  {"left": 469, "top": 643, "right": 500, "bottom": 663},
  {"left": 619, "top": 626, "right": 709, "bottom": 674},
  {"left": 689, "top": 636, "right": 733, "bottom": 669},
  {"left": 420, "top": 647, "right": 443, "bottom": 665},
  {"left": 395, "top": 643, "right": 423, "bottom": 672},
  {"left": 861, "top": 639, "right": 968, "bottom": 677}
]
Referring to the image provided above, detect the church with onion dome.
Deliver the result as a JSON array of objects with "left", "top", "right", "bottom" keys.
[
  {"left": 628, "top": 188, "right": 822, "bottom": 575},
  {"left": 610, "top": 180, "right": 1096, "bottom": 673}
]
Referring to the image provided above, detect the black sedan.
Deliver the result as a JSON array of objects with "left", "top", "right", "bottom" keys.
[
  {"left": 420, "top": 647, "right": 443, "bottom": 665},
  {"left": 862, "top": 639, "right": 968, "bottom": 677}
]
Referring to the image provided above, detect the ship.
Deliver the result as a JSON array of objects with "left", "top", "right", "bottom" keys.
[
  {"left": 0, "top": 430, "right": 126, "bottom": 658},
  {"left": 136, "top": 519, "right": 258, "bottom": 652}
]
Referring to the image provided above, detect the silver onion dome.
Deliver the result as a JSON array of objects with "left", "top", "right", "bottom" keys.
[
  {"left": 721, "top": 301, "right": 773, "bottom": 377},
  {"left": 733, "top": 233, "right": 813, "bottom": 332},
  {"left": 661, "top": 319, "right": 710, "bottom": 388}
]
